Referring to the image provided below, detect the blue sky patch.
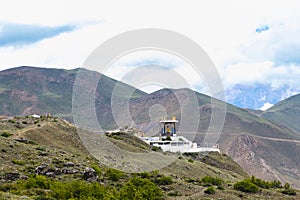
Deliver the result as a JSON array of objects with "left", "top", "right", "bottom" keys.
[
  {"left": 0, "top": 23, "right": 77, "bottom": 47},
  {"left": 256, "top": 25, "right": 270, "bottom": 33}
]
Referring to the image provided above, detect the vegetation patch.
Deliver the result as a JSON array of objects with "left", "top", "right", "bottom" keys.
[
  {"left": 120, "top": 177, "right": 163, "bottom": 200},
  {"left": 0, "top": 175, "right": 163, "bottom": 200},
  {"left": 204, "top": 186, "right": 216, "bottom": 194},
  {"left": 234, "top": 179, "right": 260, "bottom": 193},
  {"left": 12, "top": 159, "right": 25, "bottom": 165},
  {"left": 154, "top": 175, "right": 173, "bottom": 185},
  {"left": 91, "top": 164, "right": 102, "bottom": 176},
  {"left": 234, "top": 176, "right": 287, "bottom": 194},
  {"left": 201, "top": 176, "right": 223, "bottom": 187},
  {"left": 281, "top": 183, "right": 297, "bottom": 196},
  {"left": 250, "top": 175, "right": 282, "bottom": 189},
  {"left": 0, "top": 132, "right": 12, "bottom": 138},
  {"left": 105, "top": 168, "right": 124, "bottom": 181}
]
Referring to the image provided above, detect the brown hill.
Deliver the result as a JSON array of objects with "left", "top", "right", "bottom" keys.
[
  {"left": 1, "top": 116, "right": 299, "bottom": 199},
  {"left": 1, "top": 67, "right": 300, "bottom": 189}
]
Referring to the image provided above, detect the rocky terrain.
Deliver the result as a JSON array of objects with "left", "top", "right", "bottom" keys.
[
  {"left": 1, "top": 66, "right": 300, "bottom": 191},
  {"left": 0, "top": 116, "right": 299, "bottom": 199}
]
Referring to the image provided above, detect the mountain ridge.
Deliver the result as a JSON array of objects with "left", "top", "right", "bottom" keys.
[{"left": 1, "top": 66, "right": 300, "bottom": 189}]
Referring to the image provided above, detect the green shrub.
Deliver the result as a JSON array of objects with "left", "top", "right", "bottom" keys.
[
  {"left": 106, "top": 168, "right": 124, "bottom": 181},
  {"left": 204, "top": 186, "right": 216, "bottom": 194},
  {"left": 217, "top": 185, "right": 224, "bottom": 190},
  {"left": 165, "top": 136, "right": 172, "bottom": 141},
  {"left": 281, "top": 183, "right": 297, "bottom": 196},
  {"left": 249, "top": 175, "right": 270, "bottom": 189},
  {"left": 154, "top": 175, "right": 173, "bottom": 185},
  {"left": 120, "top": 177, "right": 163, "bottom": 200},
  {"left": 270, "top": 180, "right": 282, "bottom": 188},
  {"left": 91, "top": 164, "right": 102, "bottom": 176},
  {"left": 234, "top": 180, "right": 259, "bottom": 193},
  {"left": 185, "top": 178, "right": 200, "bottom": 184},
  {"left": 22, "top": 121, "right": 28, "bottom": 124},
  {"left": 168, "top": 191, "right": 182, "bottom": 196},
  {"left": 201, "top": 176, "right": 223, "bottom": 186},
  {"left": 1, "top": 132, "right": 12, "bottom": 138},
  {"left": 282, "top": 188, "right": 297, "bottom": 196},
  {"left": 0, "top": 183, "right": 17, "bottom": 192},
  {"left": 36, "top": 147, "right": 46, "bottom": 151},
  {"left": 188, "top": 158, "right": 194, "bottom": 163},
  {"left": 51, "top": 180, "right": 115, "bottom": 199},
  {"left": 22, "top": 175, "right": 52, "bottom": 189},
  {"left": 152, "top": 146, "right": 161, "bottom": 151},
  {"left": 139, "top": 172, "right": 151, "bottom": 179},
  {"left": 2, "top": 175, "right": 118, "bottom": 199},
  {"left": 12, "top": 159, "right": 25, "bottom": 165}
]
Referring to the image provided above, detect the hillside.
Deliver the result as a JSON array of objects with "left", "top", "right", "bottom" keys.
[
  {"left": 0, "top": 66, "right": 146, "bottom": 127},
  {"left": 126, "top": 88, "right": 300, "bottom": 188},
  {"left": 261, "top": 94, "right": 300, "bottom": 134},
  {"left": 0, "top": 116, "right": 299, "bottom": 199},
  {"left": 1, "top": 66, "right": 300, "bottom": 190}
]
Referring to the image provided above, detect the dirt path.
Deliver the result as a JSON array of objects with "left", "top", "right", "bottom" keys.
[{"left": 250, "top": 134, "right": 300, "bottom": 144}]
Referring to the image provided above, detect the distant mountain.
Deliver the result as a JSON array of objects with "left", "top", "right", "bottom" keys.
[
  {"left": 261, "top": 94, "right": 300, "bottom": 134},
  {"left": 225, "top": 83, "right": 295, "bottom": 110},
  {"left": 1, "top": 66, "right": 300, "bottom": 188},
  {"left": 127, "top": 88, "right": 300, "bottom": 188},
  {"left": 0, "top": 66, "right": 146, "bottom": 128}
]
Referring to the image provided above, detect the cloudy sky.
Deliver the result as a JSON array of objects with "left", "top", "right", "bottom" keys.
[{"left": 1, "top": 0, "right": 300, "bottom": 110}]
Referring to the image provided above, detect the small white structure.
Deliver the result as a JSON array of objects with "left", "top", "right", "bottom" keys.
[
  {"left": 139, "top": 117, "right": 220, "bottom": 153},
  {"left": 105, "top": 128, "right": 121, "bottom": 134},
  {"left": 31, "top": 114, "right": 40, "bottom": 119}
]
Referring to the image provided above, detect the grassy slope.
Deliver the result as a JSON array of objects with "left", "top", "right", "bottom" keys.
[
  {"left": 261, "top": 94, "right": 300, "bottom": 134},
  {"left": 0, "top": 66, "right": 146, "bottom": 125},
  {"left": 1, "top": 117, "right": 298, "bottom": 199}
]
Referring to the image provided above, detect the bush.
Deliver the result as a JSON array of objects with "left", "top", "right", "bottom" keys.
[
  {"left": 51, "top": 180, "right": 115, "bottom": 199},
  {"left": 1, "top": 132, "right": 12, "bottom": 138},
  {"left": 2, "top": 175, "right": 118, "bottom": 199},
  {"left": 12, "top": 159, "right": 25, "bottom": 165},
  {"left": 234, "top": 180, "right": 259, "bottom": 193},
  {"left": 154, "top": 175, "right": 173, "bottom": 185},
  {"left": 168, "top": 191, "right": 182, "bottom": 196},
  {"left": 270, "top": 180, "right": 282, "bottom": 188},
  {"left": 250, "top": 176, "right": 270, "bottom": 189},
  {"left": 201, "top": 176, "right": 223, "bottom": 186},
  {"left": 204, "top": 186, "right": 216, "bottom": 194},
  {"left": 139, "top": 172, "right": 151, "bottom": 179},
  {"left": 282, "top": 188, "right": 297, "bottom": 196},
  {"left": 185, "top": 178, "right": 200, "bottom": 184},
  {"left": 91, "top": 164, "right": 102, "bottom": 176},
  {"left": 22, "top": 175, "right": 52, "bottom": 189},
  {"left": 166, "top": 136, "right": 172, "bottom": 141},
  {"left": 36, "top": 147, "right": 46, "bottom": 151},
  {"left": 120, "top": 177, "right": 163, "bottom": 200},
  {"left": 217, "top": 185, "right": 224, "bottom": 190},
  {"left": 281, "top": 183, "right": 297, "bottom": 196},
  {"left": 106, "top": 168, "right": 124, "bottom": 181},
  {"left": 152, "top": 146, "right": 161, "bottom": 151},
  {"left": 187, "top": 158, "right": 194, "bottom": 163}
]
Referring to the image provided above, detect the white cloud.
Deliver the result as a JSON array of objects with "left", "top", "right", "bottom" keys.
[
  {"left": 105, "top": 50, "right": 207, "bottom": 93},
  {"left": 1, "top": 0, "right": 300, "bottom": 100},
  {"left": 259, "top": 102, "right": 274, "bottom": 111},
  {"left": 222, "top": 61, "right": 300, "bottom": 92}
]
